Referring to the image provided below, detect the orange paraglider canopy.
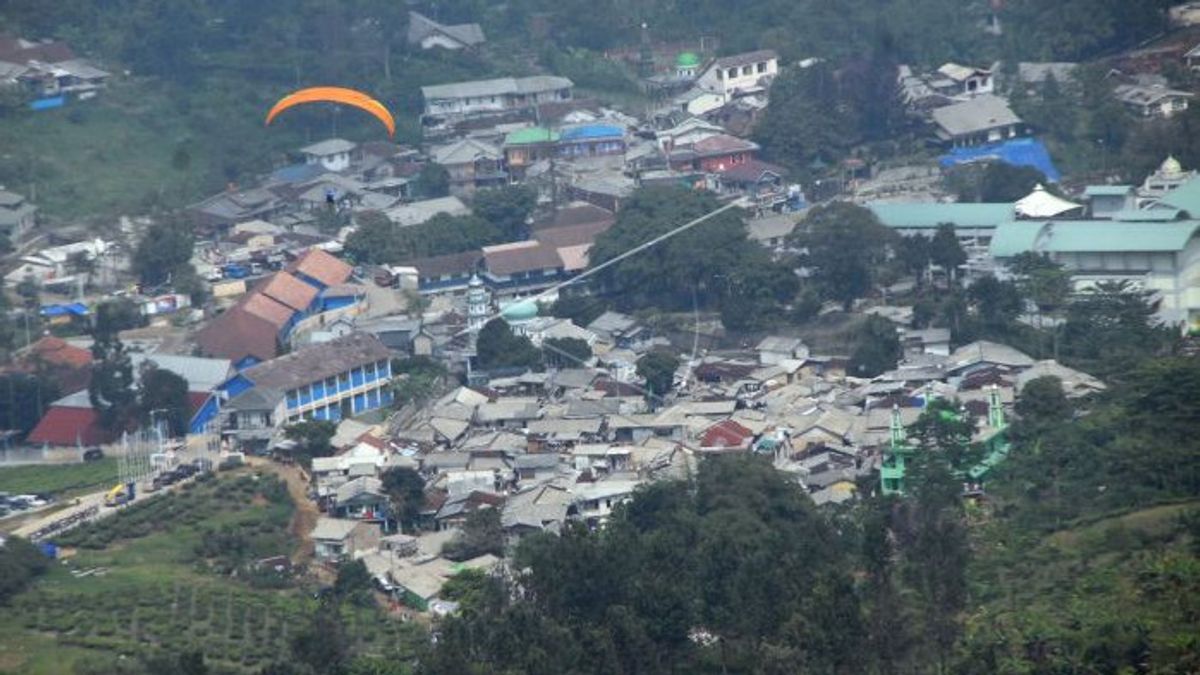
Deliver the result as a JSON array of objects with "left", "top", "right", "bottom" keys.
[{"left": 265, "top": 86, "right": 395, "bottom": 137}]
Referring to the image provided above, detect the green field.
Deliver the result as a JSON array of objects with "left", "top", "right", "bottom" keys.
[
  {"left": 0, "top": 472, "right": 415, "bottom": 674},
  {"left": 963, "top": 501, "right": 1200, "bottom": 670},
  {"left": 0, "top": 458, "right": 118, "bottom": 498}
]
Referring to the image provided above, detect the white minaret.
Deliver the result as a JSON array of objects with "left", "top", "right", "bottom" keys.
[{"left": 467, "top": 274, "right": 490, "bottom": 333}]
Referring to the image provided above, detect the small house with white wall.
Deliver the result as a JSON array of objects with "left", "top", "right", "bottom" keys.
[
  {"left": 695, "top": 50, "right": 779, "bottom": 101},
  {"left": 300, "top": 139, "right": 357, "bottom": 173}
]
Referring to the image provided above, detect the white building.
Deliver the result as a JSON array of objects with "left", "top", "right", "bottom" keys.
[
  {"left": 300, "top": 138, "right": 357, "bottom": 173},
  {"left": 406, "top": 11, "right": 486, "bottom": 51},
  {"left": 421, "top": 76, "right": 574, "bottom": 121},
  {"left": 932, "top": 63, "right": 994, "bottom": 98},
  {"left": 991, "top": 181, "right": 1200, "bottom": 332},
  {"left": 1114, "top": 83, "right": 1193, "bottom": 119},
  {"left": 695, "top": 50, "right": 779, "bottom": 101}
]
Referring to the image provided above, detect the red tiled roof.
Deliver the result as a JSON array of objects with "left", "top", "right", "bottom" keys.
[
  {"left": 533, "top": 219, "right": 613, "bottom": 248},
  {"left": 701, "top": 419, "right": 754, "bottom": 448},
  {"left": 691, "top": 134, "right": 759, "bottom": 156},
  {"left": 532, "top": 203, "right": 615, "bottom": 231},
  {"left": 716, "top": 158, "right": 787, "bottom": 183},
  {"left": 194, "top": 306, "right": 283, "bottom": 363},
  {"left": 27, "top": 407, "right": 116, "bottom": 447},
  {"left": 240, "top": 293, "right": 294, "bottom": 327},
  {"left": 258, "top": 271, "right": 318, "bottom": 312},
  {"left": 287, "top": 248, "right": 353, "bottom": 287},
  {"left": 23, "top": 336, "right": 92, "bottom": 369}
]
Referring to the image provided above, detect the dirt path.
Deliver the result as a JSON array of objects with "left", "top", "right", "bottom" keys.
[{"left": 249, "top": 458, "right": 319, "bottom": 565}]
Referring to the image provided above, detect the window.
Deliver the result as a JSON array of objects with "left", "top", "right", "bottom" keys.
[
  {"left": 727, "top": 68, "right": 737, "bottom": 79},
  {"left": 757, "top": 62, "right": 766, "bottom": 73},
  {"left": 716, "top": 69, "right": 723, "bottom": 80},
  {"left": 325, "top": 376, "right": 337, "bottom": 391},
  {"left": 339, "top": 372, "right": 350, "bottom": 391},
  {"left": 742, "top": 65, "right": 751, "bottom": 76}
]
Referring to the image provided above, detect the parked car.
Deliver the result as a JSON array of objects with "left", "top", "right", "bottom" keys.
[{"left": 83, "top": 447, "right": 105, "bottom": 462}]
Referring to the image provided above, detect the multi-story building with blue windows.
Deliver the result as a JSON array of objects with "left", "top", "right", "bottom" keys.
[{"left": 221, "top": 332, "right": 394, "bottom": 450}]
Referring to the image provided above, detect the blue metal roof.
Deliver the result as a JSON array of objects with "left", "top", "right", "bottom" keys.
[
  {"left": 559, "top": 124, "right": 624, "bottom": 141},
  {"left": 939, "top": 138, "right": 1062, "bottom": 183}
]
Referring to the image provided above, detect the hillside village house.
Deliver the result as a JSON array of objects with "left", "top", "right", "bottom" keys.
[
  {"left": 930, "top": 63, "right": 994, "bottom": 98},
  {"left": 694, "top": 50, "right": 779, "bottom": 101},
  {"left": 421, "top": 76, "right": 574, "bottom": 123},
  {"left": 1113, "top": 82, "right": 1193, "bottom": 119},
  {"left": 406, "top": 11, "right": 486, "bottom": 51},
  {"left": 300, "top": 139, "right": 357, "bottom": 173},
  {"left": 431, "top": 138, "right": 506, "bottom": 196},
  {"left": 930, "top": 94, "right": 1025, "bottom": 147},
  {"left": 0, "top": 188, "right": 37, "bottom": 241}
]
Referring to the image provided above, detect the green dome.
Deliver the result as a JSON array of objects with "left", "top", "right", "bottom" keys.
[
  {"left": 676, "top": 52, "right": 701, "bottom": 68},
  {"left": 501, "top": 300, "right": 538, "bottom": 322}
]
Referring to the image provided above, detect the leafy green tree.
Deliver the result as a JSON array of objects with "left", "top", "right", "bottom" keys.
[
  {"left": 1059, "top": 280, "right": 1175, "bottom": 379},
  {"left": 928, "top": 223, "right": 966, "bottom": 283},
  {"left": 282, "top": 419, "right": 337, "bottom": 469},
  {"left": 967, "top": 275, "right": 1023, "bottom": 331},
  {"left": 548, "top": 294, "right": 607, "bottom": 327},
  {"left": 791, "top": 202, "right": 894, "bottom": 310},
  {"left": 977, "top": 163, "right": 1047, "bottom": 202},
  {"left": 895, "top": 235, "right": 931, "bottom": 287},
  {"left": 0, "top": 535, "right": 49, "bottom": 604},
  {"left": 380, "top": 466, "right": 426, "bottom": 532},
  {"left": 442, "top": 508, "right": 504, "bottom": 561},
  {"left": 0, "top": 373, "right": 59, "bottom": 437},
  {"left": 88, "top": 329, "right": 137, "bottom": 432},
  {"left": 472, "top": 185, "right": 536, "bottom": 241},
  {"left": 333, "top": 559, "right": 374, "bottom": 605},
  {"left": 1010, "top": 252, "right": 1072, "bottom": 326},
  {"left": 590, "top": 186, "right": 790, "bottom": 321},
  {"left": 345, "top": 212, "right": 502, "bottom": 265},
  {"left": 132, "top": 219, "right": 194, "bottom": 287},
  {"left": 908, "top": 398, "right": 979, "bottom": 472},
  {"left": 849, "top": 315, "right": 902, "bottom": 378},
  {"left": 389, "top": 356, "right": 444, "bottom": 408},
  {"left": 138, "top": 365, "right": 191, "bottom": 437},
  {"left": 476, "top": 318, "right": 542, "bottom": 371},
  {"left": 754, "top": 61, "right": 857, "bottom": 170},
  {"left": 542, "top": 336, "right": 592, "bottom": 368},
  {"left": 94, "top": 298, "right": 145, "bottom": 335},
  {"left": 412, "top": 163, "right": 450, "bottom": 199},
  {"left": 636, "top": 350, "right": 679, "bottom": 398},
  {"left": 1015, "top": 375, "right": 1072, "bottom": 430},
  {"left": 289, "top": 605, "right": 350, "bottom": 675},
  {"left": 15, "top": 273, "right": 39, "bottom": 312}
]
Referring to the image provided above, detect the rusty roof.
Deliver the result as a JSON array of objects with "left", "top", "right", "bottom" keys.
[
  {"left": 287, "top": 248, "right": 353, "bottom": 287},
  {"left": 240, "top": 292, "right": 294, "bottom": 327},
  {"left": 258, "top": 271, "right": 319, "bottom": 312},
  {"left": 482, "top": 240, "right": 564, "bottom": 276}
]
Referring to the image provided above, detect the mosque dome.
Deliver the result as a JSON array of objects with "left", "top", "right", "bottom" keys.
[
  {"left": 501, "top": 299, "right": 538, "bottom": 322},
  {"left": 676, "top": 52, "right": 701, "bottom": 68}
]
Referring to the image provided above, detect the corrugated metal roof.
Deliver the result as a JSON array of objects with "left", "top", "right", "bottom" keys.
[
  {"left": 259, "top": 271, "right": 319, "bottom": 311},
  {"left": 504, "top": 127, "right": 558, "bottom": 145},
  {"left": 990, "top": 219, "right": 1200, "bottom": 257},
  {"left": 868, "top": 202, "right": 1014, "bottom": 229},
  {"left": 288, "top": 248, "right": 353, "bottom": 287}
]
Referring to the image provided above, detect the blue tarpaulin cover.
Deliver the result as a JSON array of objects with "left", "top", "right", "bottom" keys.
[{"left": 939, "top": 138, "right": 1061, "bottom": 183}]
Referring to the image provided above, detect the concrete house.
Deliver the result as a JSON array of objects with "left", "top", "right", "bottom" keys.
[
  {"left": 431, "top": 138, "right": 506, "bottom": 196},
  {"left": 0, "top": 188, "right": 37, "bottom": 241},
  {"left": 695, "top": 50, "right": 779, "bottom": 101},
  {"left": 1113, "top": 83, "right": 1192, "bottom": 119},
  {"left": 930, "top": 95, "right": 1025, "bottom": 147},
  {"left": 421, "top": 76, "right": 574, "bottom": 122},
  {"left": 312, "top": 517, "right": 381, "bottom": 562},
  {"left": 300, "top": 139, "right": 357, "bottom": 173}
]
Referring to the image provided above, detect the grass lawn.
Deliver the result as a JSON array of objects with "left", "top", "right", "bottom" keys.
[
  {"left": 0, "top": 80, "right": 215, "bottom": 224},
  {"left": 0, "top": 471, "right": 406, "bottom": 674},
  {"left": 0, "top": 458, "right": 118, "bottom": 498}
]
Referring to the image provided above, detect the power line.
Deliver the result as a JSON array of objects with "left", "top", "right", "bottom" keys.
[{"left": 458, "top": 198, "right": 745, "bottom": 339}]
